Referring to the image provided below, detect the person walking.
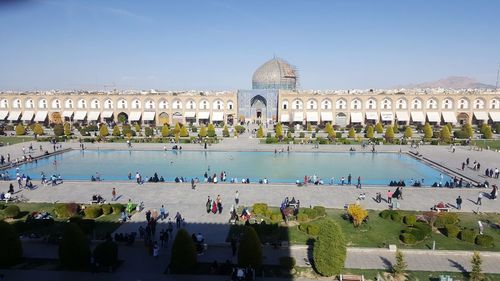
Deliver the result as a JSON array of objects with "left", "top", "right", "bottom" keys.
[
  {"left": 112, "top": 187, "right": 116, "bottom": 201},
  {"left": 175, "top": 212, "right": 182, "bottom": 228},
  {"left": 387, "top": 189, "right": 393, "bottom": 204},
  {"left": 191, "top": 178, "right": 196, "bottom": 189},
  {"left": 235, "top": 190, "right": 239, "bottom": 205},
  {"left": 456, "top": 196, "right": 462, "bottom": 210},
  {"left": 477, "top": 192, "right": 483, "bottom": 205}
]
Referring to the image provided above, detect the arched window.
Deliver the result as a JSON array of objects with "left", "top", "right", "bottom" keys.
[
  {"left": 51, "top": 99, "right": 61, "bottom": 109},
  {"left": 282, "top": 100, "right": 288, "bottom": 110},
  {"left": 491, "top": 98, "right": 499, "bottom": 109},
  {"left": 65, "top": 99, "right": 74, "bottom": 109},
  {"left": 145, "top": 100, "right": 155, "bottom": 109},
  {"left": 458, "top": 98, "right": 469, "bottom": 109},
  {"left": 227, "top": 101, "right": 234, "bottom": 110},
  {"left": 396, "top": 99, "right": 407, "bottom": 110},
  {"left": 38, "top": 99, "right": 47, "bottom": 109},
  {"left": 187, "top": 100, "right": 195, "bottom": 110},
  {"left": 91, "top": 99, "right": 100, "bottom": 109},
  {"left": 293, "top": 100, "right": 303, "bottom": 110},
  {"left": 25, "top": 99, "right": 34, "bottom": 109},
  {"left": 132, "top": 99, "right": 141, "bottom": 109},
  {"left": 0, "top": 99, "right": 8, "bottom": 109},
  {"left": 366, "top": 98, "right": 377, "bottom": 110},
  {"left": 474, "top": 98, "right": 485, "bottom": 109},
  {"left": 381, "top": 98, "right": 392, "bottom": 110},
  {"left": 77, "top": 99, "right": 87, "bottom": 109},
  {"left": 200, "top": 100, "right": 208, "bottom": 110},
  {"left": 426, "top": 99, "right": 438, "bottom": 109},
  {"left": 307, "top": 100, "right": 317, "bottom": 110},
  {"left": 173, "top": 100, "right": 182, "bottom": 110},
  {"left": 13, "top": 99, "right": 21, "bottom": 109},
  {"left": 336, "top": 99, "right": 347, "bottom": 110},
  {"left": 117, "top": 99, "right": 127, "bottom": 109},
  {"left": 350, "top": 99, "right": 361, "bottom": 110},
  {"left": 442, "top": 98, "right": 453, "bottom": 109},
  {"left": 321, "top": 99, "right": 331, "bottom": 110},
  {"left": 104, "top": 99, "right": 113, "bottom": 109},
  {"left": 215, "top": 100, "right": 223, "bottom": 110},
  {"left": 159, "top": 100, "right": 169, "bottom": 109},
  {"left": 411, "top": 98, "right": 422, "bottom": 110}
]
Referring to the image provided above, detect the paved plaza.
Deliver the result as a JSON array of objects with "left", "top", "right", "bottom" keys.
[{"left": 1, "top": 139, "right": 499, "bottom": 280}]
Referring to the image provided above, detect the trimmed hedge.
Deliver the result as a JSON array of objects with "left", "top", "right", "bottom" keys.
[
  {"left": 59, "top": 223, "right": 90, "bottom": 270},
  {"left": 84, "top": 206, "right": 103, "bottom": 219},
  {"left": 170, "top": 228, "right": 197, "bottom": 273},
  {"left": 391, "top": 212, "right": 401, "bottom": 222},
  {"left": 238, "top": 226, "right": 263, "bottom": 269},
  {"left": 403, "top": 215, "right": 416, "bottom": 226},
  {"left": 54, "top": 203, "right": 80, "bottom": 218},
  {"left": 312, "top": 220, "right": 346, "bottom": 277},
  {"left": 279, "top": 256, "right": 296, "bottom": 270},
  {"left": 101, "top": 204, "right": 112, "bottom": 215},
  {"left": 306, "top": 224, "right": 320, "bottom": 236},
  {"left": 252, "top": 203, "right": 268, "bottom": 215},
  {"left": 111, "top": 204, "right": 125, "bottom": 214},
  {"left": 475, "top": 235, "right": 494, "bottom": 247},
  {"left": 300, "top": 206, "right": 326, "bottom": 220},
  {"left": 0, "top": 221, "right": 23, "bottom": 266},
  {"left": 93, "top": 240, "right": 118, "bottom": 267},
  {"left": 434, "top": 213, "right": 459, "bottom": 228},
  {"left": 400, "top": 233, "right": 417, "bottom": 245},
  {"left": 3, "top": 205, "right": 21, "bottom": 219},
  {"left": 459, "top": 229, "right": 476, "bottom": 243},
  {"left": 270, "top": 213, "right": 282, "bottom": 222},
  {"left": 297, "top": 214, "right": 309, "bottom": 222},
  {"left": 443, "top": 224, "right": 460, "bottom": 238}
]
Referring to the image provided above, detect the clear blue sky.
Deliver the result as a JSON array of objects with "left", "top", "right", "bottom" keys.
[{"left": 0, "top": 0, "right": 499, "bottom": 91}]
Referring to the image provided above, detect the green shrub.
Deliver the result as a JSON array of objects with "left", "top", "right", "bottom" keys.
[
  {"left": 0, "top": 221, "right": 23, "bottom": 266},
  {"left": 413, "top": 222, "right": 432, "bottom": 238},
  {"left": 54, "top": 203, "right": 80, "bottom": 218},
  {"left": 84, "top": 206, "right": 103, "bottom": 219},
  {"left": 400, "top": 233, "right": 417, "bottom": 244},
  {"left": 298, "top": 223, "right": 308, "bottom": 232},
  {"left": 307, "top": 224, "right": 320, "bottom": 236},
  {"left": 15, "top": 124, "right": 25, "bottom": 135},
  {"left": 111, "top": 204, "right": 124, "bottom": 214},
  {"left": 0, "top": 203, "right": 6, "bottom": 210},
  {"left": 475, "top": 235, "right": 494, "bottom": 247},
  {"left": 93, "top": 240, "right": 118, "bottom": 267},
  {"left": 238, "top": 226, "right": 262, "bottom": 269},
  {"left": 270, "top": 213, "right": 282, "bottom": 222},
  {"left": 379, "top": 210, "right": 393, "bottom": 219},
  {"left": 297, "top": 214, "right": 309, "bottom": 222},
  {"left": 313, "top": 220, "right": 346, "bottom": 276},
  {"left": 459, "top": 229, "right": 476, "bottom": 243},
  {"left": 391, "top": 212, "right": 402, "bottom": 222},
  {"left": 252, "top": 203, "right": 268, "bottom": 215},
  {"left": 300, "top": 206, "right": 326, "bottom": 220},
  {"left": 434, "top": 213, "right": 459, "bottom": 228},
  {"left": 101, "top": 204, "right": 112, "bottom": 215},
  {"left": 313, "top": 206, "right": 326, "bottom": 217},
  {"left": 170, "top": 228, "right": 197, "bottom": 273},
  {"left": 403, "top": 215, "right": 416, "bottom": 226},
  {"left": 279, "top": 256, "right": 296, "bottom": 270},
  {"left": 443, "top": 224, "right": 460, "bottom": 238},
  {"left": 3, "top": 205, "right": 20, "bottom": 219},
  {"left": 59, "top": 223, "right": 90, "bottom": 270}
]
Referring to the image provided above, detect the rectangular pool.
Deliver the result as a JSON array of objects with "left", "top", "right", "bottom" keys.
[{"left": 4, "top": 150, "right": 447, "bottom": 185}]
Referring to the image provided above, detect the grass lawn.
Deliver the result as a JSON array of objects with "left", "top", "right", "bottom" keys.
[
  {"left": 288, "top": 209, "right": 500, "bottom": 251},
  {"left": 237, "top": 205, "right": 500, "bottom": 251},
  {"left": 0, "top": 136, "right": 34, "bottom": 145},
  {"left": 0, "top": 202, "right": 127, "bottom": 239},
  {"left": 472, "top": 139, "right": 500, "bottom": 150},
  {"left": 339, "top": 268, "right": 500, "bottom": 281}
]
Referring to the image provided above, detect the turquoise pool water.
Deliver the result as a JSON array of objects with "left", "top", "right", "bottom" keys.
[{"left": 4, "top": 150, "right": 446, "bottom": 185}]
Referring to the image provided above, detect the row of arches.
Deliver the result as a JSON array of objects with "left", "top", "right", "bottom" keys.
[
  {"left": 0, "top": 98, "right": 235, "bottom": 111},
  {"left": 281, "top": 97, "right": 500, "bottom": 111}
]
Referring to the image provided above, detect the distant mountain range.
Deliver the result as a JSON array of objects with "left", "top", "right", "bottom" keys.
[{"left": 399, "top": 76, "right": 496, "bottom": 89}]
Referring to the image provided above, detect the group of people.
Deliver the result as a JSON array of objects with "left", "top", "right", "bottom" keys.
[
  {"left": 0, "top": 183, "right": 15, "bottom": 202},
  {"left": 203, "top": 171, "right": 227, "bottom": 183},
  {"left": 484, "top": 168, "right": 499, "bottom": 179},
  {"left": 206, "top": 195, "right": 224, "bottom": 214}
]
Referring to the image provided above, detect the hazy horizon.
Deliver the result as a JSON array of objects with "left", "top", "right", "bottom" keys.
[{"left": 0, "top": 0, "right": 499, "bottom": 91}]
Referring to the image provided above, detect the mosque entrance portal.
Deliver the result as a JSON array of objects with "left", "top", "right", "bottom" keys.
[{"left": 250, "top": 95, "right": 267, "bottom": 122}]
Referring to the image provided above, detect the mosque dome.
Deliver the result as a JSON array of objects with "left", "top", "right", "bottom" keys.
[{"left": 252, "top": 58, "right": 298, "bottom": 90}]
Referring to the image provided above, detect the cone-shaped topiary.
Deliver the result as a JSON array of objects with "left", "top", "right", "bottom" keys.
[
  {"left": 0, "top": 221, "right": 23, "bottom": 266},
  {"left": 237, "top": 226, "right": 263, "bottom": 269},
  {"left": 58, "top": 223, "right": 90, "bottom": 270},
  {"left": 169, "top": 228, "right": 197, "bottom": 273}
]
